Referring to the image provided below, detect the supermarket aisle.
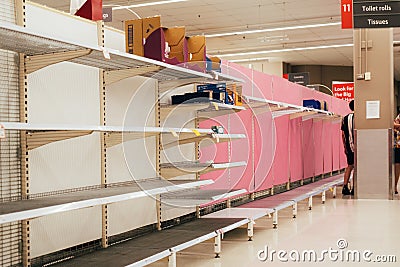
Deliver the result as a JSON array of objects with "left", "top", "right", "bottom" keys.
[{"left": 149, "top": 192, "right": 400, "bottom": 267}]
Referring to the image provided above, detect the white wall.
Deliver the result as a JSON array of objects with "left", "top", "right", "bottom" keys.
[
  {"left": 106, "top": 76, "right": 157, "bottom": 183},
  {"left": 30, "top": 207, "right": 102, "bottom": 258},
  {"left": 105, "top": 67, "right": 158, "bottom": 232},
  {"left": 159, "top": 85, "right": 197, "bottom": 221},
  {"left": 104, "top": 27, "right": 125, "bottom": 52},
  {"left": 25, "top": 2, "right": 99, "bottom": 46},
  {"left": 239, "top": 60, "right": 283, "bottom": 77},
  {"left": 108, "top": 196, "right": 157, "bottom": 236}
]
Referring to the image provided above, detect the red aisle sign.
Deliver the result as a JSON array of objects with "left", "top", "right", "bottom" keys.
[
  {"left": 341, "top": 0, "right": 353, "bottom": 29},
  {"left": 332, "top": 81, "right": 354, "bottom": 102}
]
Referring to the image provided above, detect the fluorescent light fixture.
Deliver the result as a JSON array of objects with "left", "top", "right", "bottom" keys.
[
  {"left": 231, "top": 57, "right": 273, "bottom": 63},
  {"left": 205, "top": 22, "right": 341, "bottom": 38},
  {"left": 218, "top": 44, "right": 354, "bottom": 59},
  {"left": 112, "top": 0, "right": 188, "bottom": 10}
]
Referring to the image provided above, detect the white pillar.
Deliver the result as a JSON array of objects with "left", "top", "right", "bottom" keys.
[
  {"left": 292, "top": 202, "right": 298, "bottom": 218},
  {"left": 214, "top": 232, "right": 222, "bottom": 258},
  {"left": 247, "top": 220, "right": 255, "bottom": 241},
  {"left": 273, "top": 211, "right": 278, "bottom": 228},
  {"left": 168, "top": 251, "right": 176, "bottom": 267}
]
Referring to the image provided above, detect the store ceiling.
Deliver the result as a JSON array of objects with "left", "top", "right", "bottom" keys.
[{"left": 31, "top": 0, "right": 400, "bottom": 80}]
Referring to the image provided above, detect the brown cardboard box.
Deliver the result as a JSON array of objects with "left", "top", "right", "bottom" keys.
[
  {"left": 142, "top": 16, "right": 161, "bottom": 40},
  {"left": 207, "top": 56, "right": 221, "bottom": 71},
  {"left": 125, "top": 16, "right": 161, "bottom": 56},
  {"left": 164, "top": 27, "right": 187, "bottom": 62},
  {"left": 187, "top": 35, "right": 206, "bottom": 62},
  {"left": 125, "top": 19, "right": 143, "bottom": 56},
  {"left": 227, "top": 84, "right": 243, "bottom": 106}
]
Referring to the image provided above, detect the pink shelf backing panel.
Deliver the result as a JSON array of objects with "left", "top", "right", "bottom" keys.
[
  {"left": 302, "top": 85, "right": 315, "bottom": 101},
  {"left": 272, "top": 115, "right": 290, "bottom": 186},
  {"left": 199, "top": 116, "right": 230, "bottom": 190},
  {"left": 302, "top": 119, "right": 315, "bottom": 179},
  {"left": 313, "top": 119, "right": 324, "bottom": 176},
  {"left": 272, "top": 76, "right": 302, "bottom": 106},
  {"left": 252, "top": 111, "right": 275, "bottom": 192},
  {"left": 252, "top": 68, "right": 273, "bottom": 100},
  {"left": 332, "top": 122, "right": 341, "bottom": 172},
  {"left": 229, "top": 110, "right": 253, "bottom": 191},
  {"left": 313, "top": 90, "right": 333, "bottom": 113},
  {"left": 339, "top": 127, "right": 348, "bottom": 169},
  {"left": 222, "top": 61, "right": 253, "bottom": 96},
  {"left": 289, "top": 117, "right": 304, "bottom": 182},
  {"left": 331, "top": 95, "right": 345, "bottom": 115},
  {"left": 322, "top": 120, "right": 333, "bottom": 174},
  {"left": 223, "top": 61, "right": 273, "bottom": 100}
]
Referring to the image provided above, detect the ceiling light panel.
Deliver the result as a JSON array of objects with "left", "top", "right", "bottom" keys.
[{"left": 112, "top": 0, "right": 188, "bottom": 10}]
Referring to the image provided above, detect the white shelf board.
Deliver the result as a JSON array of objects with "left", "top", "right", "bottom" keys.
[
  {"left": 161, "top": 132, "right": 246, "bottom": 149},
  {"left": 243, "top": 95, "right": 337, "bottom": 119},
  {"left": 0, "top": 178, "right": 213, "bottom": 225},
  {"left": 161, "top": 101, "right": 246, "bottom": 121},
  {"left": 161, "top": 189, "right": 247, "bottom": 206},
  {"left": 169, "top": 218, "right": 249, "bottom": 253},
  {"left": 160, "top": 161, "right": 247, "bottom": 179},
  {"left": 1, "top": 122, "right": 244, "bottom": 149},
  {"left": 202, "top": 208, "right": 273, "bottom": 221},
  {"left": 0, "top": 23, "right": 242, "bottom": 84}
]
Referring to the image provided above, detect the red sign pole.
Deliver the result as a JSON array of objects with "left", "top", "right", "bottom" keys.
[{"left": 341, "top": 0, "right": 353, "bottom": 29}]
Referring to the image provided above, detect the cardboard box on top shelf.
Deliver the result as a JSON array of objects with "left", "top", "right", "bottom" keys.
[
  {"left": 142, "top": 16, "right": 162, "bottom": 40},
  {"left": 143, "top": 26, "right": 183, "bottom": 65},
  {"left": 206, "top": 56, "right": 221, "bottom": 72},
  {"left": 164, "top": 27, "right": 188, "bottom": 63},
  {"left": 143, "top": 26, "right": 165, "bottom": 62},
  {"left": 125, "top": 15, "right": 188, "bottom": 65},
  {"left": 125, "top": 19, "right": 143, "bottom": 55},
  {"left": 187, "top": 35, "right": 207, "bottom": 71},
  {"left": 124, "top": 16, "right": 161, "bottom": 56}
]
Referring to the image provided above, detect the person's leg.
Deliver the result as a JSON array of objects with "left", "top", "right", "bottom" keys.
[
  {"left": 343, "top": 152, "right": 354, "bottom": 195},
  {"left": 342, "top": 165, "right": 353, "bottom": 195},
  {"left": 344, "top": 165, "right": 354, "bottom": 185},
  {"left": 348, "top": 165, "right": 354, "bottom": 195}
]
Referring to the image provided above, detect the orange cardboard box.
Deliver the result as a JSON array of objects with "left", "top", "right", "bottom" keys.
[
  {"left": 164, "top": 27, "right": 187, "bottom": 63},
  {"left": 187, "top": 35, "right": 206, "bottom": 62},
  {"left": 125, "top": 16, "right": 161, "bottom": 56},
  {"left": 142, "top": 16, "right": 161, "bottom": 40},
  {"left": 186, "top": 35, "right": 206, "bottom": 70},
  {"left": 125, "top": 19, "right": 143, "bottom": 56},
  {"left": 227, "top": 84, "right": 243, "bottom": 106}
]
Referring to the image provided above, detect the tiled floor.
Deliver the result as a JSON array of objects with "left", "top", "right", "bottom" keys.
[{"left": 149, "top": 192, "right": 400, "bottom": 267}]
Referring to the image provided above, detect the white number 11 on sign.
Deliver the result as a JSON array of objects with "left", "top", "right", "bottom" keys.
[{"left": 343, "top": 4, "right": 351, "bottom": 12}]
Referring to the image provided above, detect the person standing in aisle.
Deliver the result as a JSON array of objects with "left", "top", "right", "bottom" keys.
[
  {"left": 393, "top": 111, "right": 400, "bottom": 194},
  {"left": 341, "top": 100, "right": 354, "bottom": 195}
]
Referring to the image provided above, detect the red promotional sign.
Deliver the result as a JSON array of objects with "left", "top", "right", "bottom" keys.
[
  {"left": 332, "top": 81, "right": 354, "bottom": 102},
  {"left": 341, "top": 0, "right": 353, "bottom": 29}
]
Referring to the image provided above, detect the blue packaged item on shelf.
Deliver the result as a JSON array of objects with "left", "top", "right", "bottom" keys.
[
  {"left": 322, "top": 100, "right": 328, "bottom": 111},
  {"left": 197, "top": 83, "right": 229, "bottom": 104},
  {"left": 303, "top": 99, "right": 321, "bottom": 110},
  {"left": 206, "top": 56, "right": 221, "bottom": 72}
]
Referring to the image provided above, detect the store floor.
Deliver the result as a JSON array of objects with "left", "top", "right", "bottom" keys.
[{"left": 149, "top": 191, "right": 400, "bottom": 267}]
